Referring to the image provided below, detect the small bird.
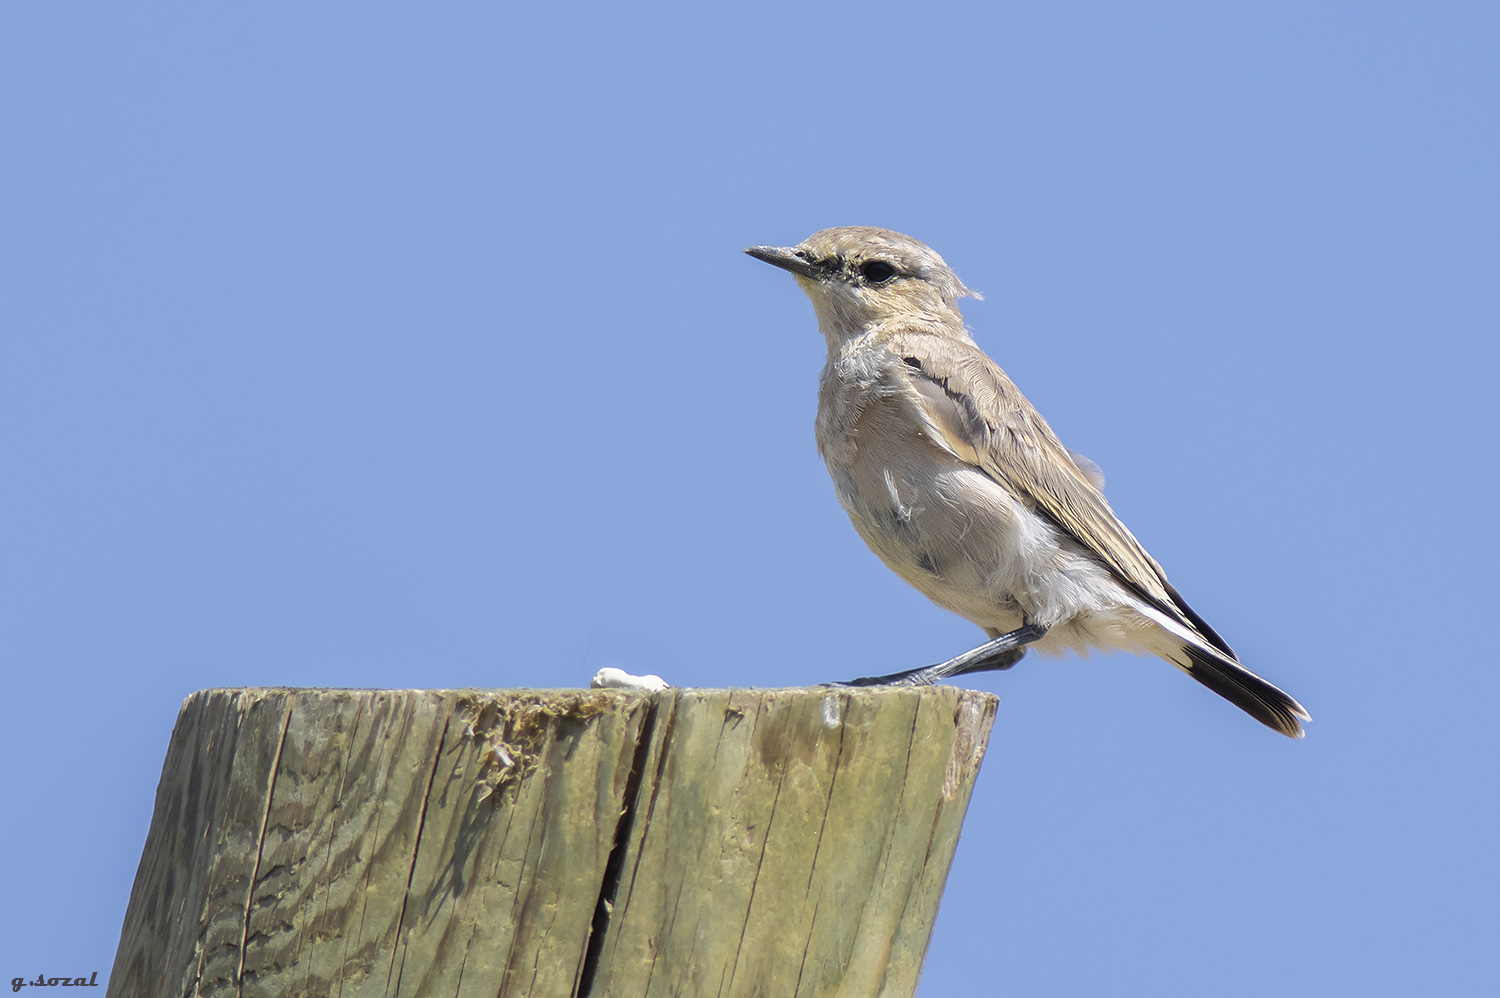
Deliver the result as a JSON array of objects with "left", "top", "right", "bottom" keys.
[{"left": 746, "top": 227, "right": 1310, "bottom": 737}]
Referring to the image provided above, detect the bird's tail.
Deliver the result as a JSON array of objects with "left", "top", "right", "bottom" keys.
[{"left": 1177, "top": 643, "right": 1310, "bottom": 738}]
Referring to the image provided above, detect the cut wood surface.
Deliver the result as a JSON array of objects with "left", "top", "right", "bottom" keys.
[{"left": 107, "top": 686, "right": 999, "bottom": 998}]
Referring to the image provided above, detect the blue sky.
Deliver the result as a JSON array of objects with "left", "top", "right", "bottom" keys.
[{"left": 3, "top": 3, "right": 1497, "bottom": 994}]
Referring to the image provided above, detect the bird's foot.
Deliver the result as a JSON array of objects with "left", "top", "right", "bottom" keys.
[{"left": 828, "top": 622, "right": 1048, "bottom": 688}]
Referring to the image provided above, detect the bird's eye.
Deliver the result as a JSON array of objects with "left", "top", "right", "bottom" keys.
[{"left": 859, "top": 260, "right": 897, "bottom": 284}]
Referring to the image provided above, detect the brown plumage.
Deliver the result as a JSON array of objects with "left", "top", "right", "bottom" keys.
[{"left": 748, "top": 226, "right": 1310, "bottom": 737}]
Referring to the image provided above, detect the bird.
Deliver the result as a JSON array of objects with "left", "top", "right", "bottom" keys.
[{"left": 745, "top": 226, "right": 1310, "bottom": 737}]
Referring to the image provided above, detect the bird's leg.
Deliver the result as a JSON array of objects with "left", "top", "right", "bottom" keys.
[{"left": 836, "top": 622, "right": 1050, "bottom": 687}]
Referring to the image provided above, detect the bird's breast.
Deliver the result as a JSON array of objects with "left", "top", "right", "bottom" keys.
[{"left": 815, "top": 365, "right": 1127, "bottom": 636}]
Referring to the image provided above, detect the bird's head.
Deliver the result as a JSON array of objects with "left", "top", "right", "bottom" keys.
[{"left": 746, "top": 227, "right": 978, "bottom": 347}]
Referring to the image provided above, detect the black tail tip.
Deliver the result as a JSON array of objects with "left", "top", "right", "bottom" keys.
[{"left": 1181, "top": 646, "right": 1310, "bottom": 739}]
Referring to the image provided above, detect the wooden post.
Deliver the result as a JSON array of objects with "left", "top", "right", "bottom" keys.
[{"left": 107, "top": 686, "right": 998, "bottom": 998}]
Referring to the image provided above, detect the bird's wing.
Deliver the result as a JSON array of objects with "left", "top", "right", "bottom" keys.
[
  {"left": 887, "top": 331, "right": 1236, "bottom": 658},
  {"left": 1064, "top": 449, "right": 1106, "bottom": 491}
]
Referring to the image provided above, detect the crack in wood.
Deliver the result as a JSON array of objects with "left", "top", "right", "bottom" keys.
[
  {"left": 616, "top": 695, "right": 678, "bottom": 929},
  {"left": 804, "top": 693, "right": 849, "bottom": 896},
  {"left": 236, "top": 695, "right": 295, "bottom": 998},
  {"left": 726, "top": 701, "right": 791, "bottom": 995},
  {"left": 575, "top": 695, "right": 660, "bottom": 997},
  {"left": 386, "top": 710, "right": 454, "bottom": 995},
  {"left": 109, "top": 687, "right": 997, "bottom": 998},
  {"left": 792, "top": 897, "right": 820, "bottom": 997}
]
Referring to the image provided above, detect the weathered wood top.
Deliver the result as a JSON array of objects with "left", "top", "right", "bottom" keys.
[{"left": 107, "top": 686, "right": 999, "bottom": 998}]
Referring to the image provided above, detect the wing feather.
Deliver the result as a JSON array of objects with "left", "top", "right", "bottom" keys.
[{"left": 888, "top": 331, "right": 1217, "bottom": 646}]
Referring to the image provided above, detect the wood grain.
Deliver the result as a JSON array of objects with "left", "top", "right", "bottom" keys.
[{"left": 107, "top": 686, "right": 997, "bottom": 998}]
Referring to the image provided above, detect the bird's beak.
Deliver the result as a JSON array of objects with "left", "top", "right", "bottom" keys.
[{"left": 745, "top": 245, "right": 822, "bottom": 279}]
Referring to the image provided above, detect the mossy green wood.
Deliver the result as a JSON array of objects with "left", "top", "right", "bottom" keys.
[
  {"left": 585, "top": 688, "right": 997, "bottom": 998},
  {"left": 107, "top": 686, "right": 998, "bottom": 998}
]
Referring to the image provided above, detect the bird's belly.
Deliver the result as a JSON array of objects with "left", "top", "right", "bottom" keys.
[{"left": 831, "top": 448, "right": 1136, "bottom": 648}]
